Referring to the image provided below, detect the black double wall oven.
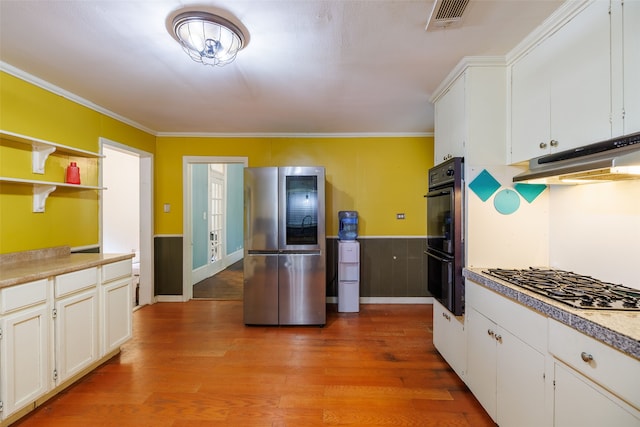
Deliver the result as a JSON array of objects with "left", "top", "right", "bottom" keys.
[{"left": 425, "top": 157, "right": 464, "bottom": 315}]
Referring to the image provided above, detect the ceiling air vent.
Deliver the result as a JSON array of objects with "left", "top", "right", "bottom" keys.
[{"left": 425, "top": 0, "right": 471, "bottom": 31}]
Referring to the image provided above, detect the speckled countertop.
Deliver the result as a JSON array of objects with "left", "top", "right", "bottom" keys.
[
  {"left": 464, "top": 268, "right": 640, "bottom": 361},
  {"left": 0, "top": 247, "right": 133, "bottom": 289}
]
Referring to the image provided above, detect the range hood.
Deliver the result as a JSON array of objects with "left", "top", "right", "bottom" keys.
[{"left": 513, "top": 132, "right": 640, "bottom": 185}]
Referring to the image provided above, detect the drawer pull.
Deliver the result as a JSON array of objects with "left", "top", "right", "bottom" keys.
[
  {"left": 495, "top": 334, "right": 502, "bottom": 343},
  {"left": 487, "top": 329, "right": 495, "bottom": 337},
  {"left": 580, "top": 352, "right": 594, "bottom": 363}
]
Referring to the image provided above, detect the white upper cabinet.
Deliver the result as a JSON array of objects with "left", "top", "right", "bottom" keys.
[
  {"left": 433, "top": 62, "right": 507, "bottom": 166},
  {"left": 620, "top": 0, "right": 640, "bottom": 135},
  {"left": 511, "top": 0, "right": 612, "bottom": 164},
  {"left": 511, "top": 41, "right": 552, "bottom": 163},
  {"left": 434, "top": 75, "right": 465, "bottom": 164}
]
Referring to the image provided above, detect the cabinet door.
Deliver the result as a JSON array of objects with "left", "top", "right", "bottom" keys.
[
  {"left": 511, "top": 40, "right": 552, "bottom": 163},
  {"left": 549, "top": 0, "right": 612, "bottom": 150},
  {"left": 434, "top": 76, "right": 465, "bottom": 165},
  {"left": 101, "top": 277, "right": 132, "bottom": 356},
  {"left": 496, "top": 327, "right": 546, "bottom": 427},
  {"left": 465, "top": 307, "right": 497, "bottom": 421},
  {"left": 0, "top": 304, "right": 50, "bottom": 418},
  {"left": 55, "top": 288, "right": 99, "bottom": 383},
  {"left": 554, "top": 362, "right": 640, "bottom": 427},
  {"left": 511, "top": 1, "right": 612, "bottom": 163},
  {"left": 432, "top": 299, "right": 466, "bottom": 379},
  {"left": 623, "top": 0, "right": 640, "bottom": 135}
]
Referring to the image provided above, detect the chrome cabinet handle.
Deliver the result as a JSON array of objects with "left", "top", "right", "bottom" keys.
[
  {"left": 487, "top": 329, "right": 495, "bottom": 337},
  {"left": 550, "top": 139, "right": 559, "bottom": 147},
  {"left": 581, "top": 352, "right": 594, "bottom": 363},
  {"left": 495, "top": 334, "right": 502, "bottom": 343},
  {"left": 539, "top": 142, "right": 547, "bottom": 149}
]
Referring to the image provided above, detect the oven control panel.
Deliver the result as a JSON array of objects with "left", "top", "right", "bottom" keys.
[{"left": 429, "top": 157, "right": 463, "bottom": 189}]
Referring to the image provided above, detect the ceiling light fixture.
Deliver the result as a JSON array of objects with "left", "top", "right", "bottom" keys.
[{"left": 171, "top": 11, "right": 245, "bottom": 67}]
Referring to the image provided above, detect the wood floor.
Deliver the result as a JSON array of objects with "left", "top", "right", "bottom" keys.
[
  {"left": 15, "top": 302, "right": 495, "bottom": 427},
  {"left": 192, "top": 260, "right": 243, "bottom": 300}
]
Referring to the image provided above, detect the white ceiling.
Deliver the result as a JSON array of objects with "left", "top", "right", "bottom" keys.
[{"left": 0, "top": 0, "right": 564, "bottom": 136}]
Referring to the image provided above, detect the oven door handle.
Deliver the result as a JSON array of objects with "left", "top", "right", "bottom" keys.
[
  {"left": 424, "top": 250, "right": 452, "bottom": 263},
  {"left": 425, "top": 189, "right": 452, "bottom": 198}
]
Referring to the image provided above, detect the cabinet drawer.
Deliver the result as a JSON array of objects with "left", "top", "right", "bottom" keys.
[
  {"left": 466, "top": 280, "right": 547, "bottom": 352},
  {"left": 0, "top": 279, "right": 49, "bottom": 314},
  {"left": 55, "top": 267, "right": 98, "bottom": 298},
  {"left": 548, "top": 319, "right": 640, "bottom": 410},
  {"left": 102, "top": 260, "right": 132, "bottom": 283}
]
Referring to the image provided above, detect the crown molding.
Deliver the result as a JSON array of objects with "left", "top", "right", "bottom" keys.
[
  {"left": 2, "top": 62, "right": 434, "bottom": 139},
  {"left": 505, "top": 0, "right": 591, "bottom": 65},
  {"left": 430, "top": 56, "right": 507, "bottom": 103},
  {"left": 0, "top": 61, "right": 157, "bottom": 136},
  {"left": 156, "top": 131, "right": 434, "bottom": 138},
  {"left": 430, "top": 0, "right": 592, "bottom": 104}
]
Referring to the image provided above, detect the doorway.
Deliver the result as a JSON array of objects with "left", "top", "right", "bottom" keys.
[
  {"left": 101, "top": 138, "right": 154, "bottom": 308},
  {"left": 182, "top": 156, "right": 247, "bottom": 300}
]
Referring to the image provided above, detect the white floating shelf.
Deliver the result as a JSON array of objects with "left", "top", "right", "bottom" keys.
[
  {"left": 0, "top": 177, "right": 105, "bottom": 212},
  {"left": 0, "top": 129, "right": 103, "bottom": 174}
]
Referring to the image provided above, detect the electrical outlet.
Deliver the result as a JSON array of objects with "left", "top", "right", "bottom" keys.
[{"left": 396, "top": 213, "right": 405, "bottom": 219}]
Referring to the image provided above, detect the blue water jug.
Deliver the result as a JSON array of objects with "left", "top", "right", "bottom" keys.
[{"left": 338, "top": 211, "right": 358, "bottom": 240}]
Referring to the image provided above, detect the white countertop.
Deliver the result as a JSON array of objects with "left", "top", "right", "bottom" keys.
[
  {"left": 464, "top": 268, "right": 640, "bottom": 360},
  {"left": 0, "top": 252, "right": 134, "bottom": 289}
]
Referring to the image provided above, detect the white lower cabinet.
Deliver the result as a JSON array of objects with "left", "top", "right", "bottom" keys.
[
  {"left": 0, "top": 279, "right": 51, "bottom": 421},
  {"left": 101, "top": 278, "right": 132, "bottom": 356},
  {"left": 496, "top": 322, "right": 546, "bottom": 427},
  {"left": 432, "top": 299, "right": 466, "bottom": 379},
  {"left": 0, "top": 258, "right": 132, "bottom": 424},
  {"left": 465, "top": 307, "right": 497, "bottom": 417},
  {"left": 54, "top": 267, "right": 99, "bottom": 384},
  {"left": 465, "top": 280, "right": 548, "bottom": 427},
  {"left": 549, "top": 319, "right": 640, "bottom": 426},
  {"left": 553, "top": 362, "right": 639, "bottom": 427},
  {"left": 54, "top": 287, "right": 99, "bottom": 383},
  {"left": 0, "top": 303, "right": 51, "bottom": 418}
]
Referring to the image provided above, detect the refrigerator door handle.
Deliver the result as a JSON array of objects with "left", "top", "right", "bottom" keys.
[
  {"left": 279, "top": 250, "right": 321, "bottom": 255},
  {"left": 247, "top": 250, "right": 279, "bottom": 255}
]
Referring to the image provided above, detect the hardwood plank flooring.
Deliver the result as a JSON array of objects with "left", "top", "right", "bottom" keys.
[
  {"left": 15, "top": 302, "right": 494, "bottom": 426},
  {"left": 192, "top": 260, "right": 243, "bottom": 300}
]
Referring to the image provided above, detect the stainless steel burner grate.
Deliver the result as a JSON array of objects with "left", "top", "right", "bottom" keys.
[{"left": 484, "top": 268, "right": 640, "bottom": 311}]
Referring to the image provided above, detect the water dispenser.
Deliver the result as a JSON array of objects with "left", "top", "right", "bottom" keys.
[{"left": 338, "top": 211, "right": 358, "bottom": 240}]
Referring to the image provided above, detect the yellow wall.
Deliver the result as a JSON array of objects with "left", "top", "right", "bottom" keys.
[
  {"left": 0, "top": 71, "right": 155, "bottom": 254},
  {"left": 0, "top": 71, "right": 433, "bottom": 254},
  {"left": 156, "top": 136, "right": 434, "bottom": 236}
]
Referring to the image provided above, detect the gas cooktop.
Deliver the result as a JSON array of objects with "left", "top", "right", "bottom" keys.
[{"left": 484, "top": 268, "right": 640, "bottom": 311}]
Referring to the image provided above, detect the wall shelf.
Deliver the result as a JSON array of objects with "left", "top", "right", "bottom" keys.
[
  {"left": 0, "top": 177, "right": 105, "bottom": 213},
  {"left": 0, "top": 130, "right": 103, "bottom": 174}
]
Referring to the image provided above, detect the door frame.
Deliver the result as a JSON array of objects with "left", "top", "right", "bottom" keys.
[
  {"left": 182, "top": 156, "right": 248, "bottom": 301},
  {"left": 100, "top": 137, "right": 155, "bottom": 307}
]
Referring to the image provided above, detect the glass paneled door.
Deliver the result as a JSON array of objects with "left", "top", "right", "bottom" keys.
[{"left": 209, "top": 164, "right": 225, "bottom": 271}]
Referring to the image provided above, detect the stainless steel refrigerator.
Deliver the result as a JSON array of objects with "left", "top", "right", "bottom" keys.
[{"left": 243, "top": 166, "right": 326, "bottom": 325}]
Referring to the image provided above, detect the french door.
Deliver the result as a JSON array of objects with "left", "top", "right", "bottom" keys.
[{"left": 209, "top": 164, "right": 225, "bottom": 273}]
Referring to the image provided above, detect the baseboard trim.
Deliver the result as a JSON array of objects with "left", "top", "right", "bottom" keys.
[
  {"left": 155, "top": 295, "right": 184, "bottom": 302},
  {"left": 327, "top": 297, "right": 433, "bottom": 304}
]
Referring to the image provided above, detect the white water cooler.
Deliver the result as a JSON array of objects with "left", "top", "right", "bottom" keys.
[{"left": 338, "top": 240, "right": 360, "bottom": 312}]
